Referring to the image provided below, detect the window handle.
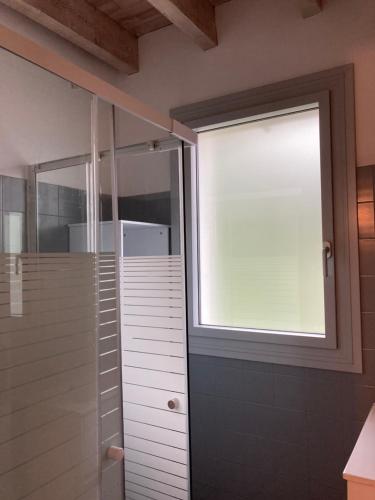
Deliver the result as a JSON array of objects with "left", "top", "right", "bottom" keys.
[{"left": 323, "top": 241, "right": 333, "bottom": 278}]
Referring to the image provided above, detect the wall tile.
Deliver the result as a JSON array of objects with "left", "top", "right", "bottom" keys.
[
  {"left": 358, "top": 202, "right": 375, "bottom": 238},
  {"left": 357, "top": 166, "right": 374, "bottom": 203},
  {"left": 359, "top": 238, "right": 375, "bottom": 275},
  {"left": 118, "top": 192, "right": 171, "bottom": 225},
  {"left": 38, "top": 214, "right": 64, "bottom": 252},
  {"left": 362, "top": 349, "right": 375, "bottom": 385},
  {"left": 189, "top": 355, "right": 216, "bottom": 394},
  {"left": 242, "top": 369, "right": 274, "bottom": 405},
  {"left": 58, "top": 186, "right": 86, "bottom": 219},
  {"left": 213, "top": 459, "right": 245, "bottom": 497},
  {"left": 309, "top": 480, "right": 346, "bottom": 500},
  {"left": 274, "top": 373, "right": 307, "bottom": 411},
  {"left": 38, "top": 182, "right": 58, "bottom": 216},
  {"left": 361, "top": 312, "right": 375, "bottom": 349},
  {"left": 213, "top": 364, "right": 244, "bottom": 400},
  {"left": 214, "top": 396, "right": 247, "bottom": 434},
  {"left": 305, "top": 376, "right": 348, "bottom": 419},
  {"left": 2, "top": 177, "right": 26, "bottom": 213},
  {"left": 307, "top": 415, "right": 349, "bottom": 490},
  {"left": 0, "top": 210, "right": 3, "bottom": 252},
  {"left": 360, "top": 276, "right": 375, "bottom": 312}
]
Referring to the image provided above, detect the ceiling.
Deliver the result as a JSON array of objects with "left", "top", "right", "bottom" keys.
[
  {"left": 86, "top": 0, "right": 229, "bottom": 37},
  {"left": 0, "top": 0, "right": 323, "bottom": 74}
]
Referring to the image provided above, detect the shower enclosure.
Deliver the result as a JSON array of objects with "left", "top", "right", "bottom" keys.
[{"left": 0, "top": 27, "right": 195, "bottom": 500}]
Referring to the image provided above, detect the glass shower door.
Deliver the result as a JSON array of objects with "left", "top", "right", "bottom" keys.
[
  {"left": 0, "top": 48, "right": 101, "bottom": 500},
  {"left": 115, "top": 134, "right": 190, "bottom": 500}
]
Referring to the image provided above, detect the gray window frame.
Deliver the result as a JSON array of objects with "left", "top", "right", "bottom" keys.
[{"left": 174, "top": 65, "right": 362, "bottom": 373}]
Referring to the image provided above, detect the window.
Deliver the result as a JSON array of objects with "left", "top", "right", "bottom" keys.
[{"left": 174, "top": 65, "right": 362, "bottom": 372}]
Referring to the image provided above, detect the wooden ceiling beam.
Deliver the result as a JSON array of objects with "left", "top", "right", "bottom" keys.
[
  {"left": 0, "top": 0, "right": 139, "bottom": 73},
  {"left": 300, "top": 0, "right": 322, "bottom": 18},
  {"left": 147, "top": 0, "right": 217, "bottom": 50}
]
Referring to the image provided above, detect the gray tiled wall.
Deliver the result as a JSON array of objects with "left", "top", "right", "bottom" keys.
[
  {"left": 118, "top": 191, "right": 171, "bottom": 226},
  {"left": 37, "top": 182, "right": 87, "bottom": 252},
  {"left": 189, "top": 166, "right": 375, "bottom": 500},
  {"left": 0, "top": 175, "right": 171, "bottom": 253}
]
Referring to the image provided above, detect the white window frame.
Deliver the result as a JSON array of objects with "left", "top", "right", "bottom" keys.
[{"left": 175, "top": 65, "right": 362, "bottom": 372}]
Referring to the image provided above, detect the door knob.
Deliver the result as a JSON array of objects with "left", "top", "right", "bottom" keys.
[
  {"left": 107, "top": 446, "right": 124, "bottom": 462},
  {"left": 168, "top": 398, "right": 179, "bottom": 410}
]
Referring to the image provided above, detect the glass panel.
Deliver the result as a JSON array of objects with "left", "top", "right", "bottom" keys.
[
  {"left": 97, "top": 100, "right": 125, "bottom": 500},
  {"left": 0, "top": 47, "right": 100, "bottom": 500},
  {"left": 197, "top": 107, "right": 325, "bottom": 335},
  {"left": 37, "top": 164, "right": 88, "bottom": 252},
  {"left": 117, "top": 148, "right": 180, "bottom": 256},
  {"left": 115, "top": 107, "right": 190, "bottom": 499}
]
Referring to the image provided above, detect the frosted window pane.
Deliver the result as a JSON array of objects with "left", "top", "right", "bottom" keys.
[{"left": 197, "top": 108, "right": 325, "bottom": 335}]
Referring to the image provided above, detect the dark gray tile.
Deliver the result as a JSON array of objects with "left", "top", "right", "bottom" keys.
[
  {"left": 307, "top": 415, "right": 351, "bottom": 490},
  {"left": 0, "top": 210, "right": 3, "bottom": 252},
  {"left": 189, "top": 354, "right": 216, "bottom": 395},
  {"left": 2, "top": 176, "right": 26, "bottom": 213},
  {"left": 213, "top": 356, "right": 243, "bottom": 370},
  {"left": 100, "top": 194, "right": 113, "bottom": 222},
  {"left": 304, "top": 376, "right": 347, "bottom": 418},
  {"left": 358, "top": 202, "right": 375, "bottom": 239},
  {"left": 272, "top": 472, "right": 310, "bottom": 500},
  {"left": 243, "top": 434, "right": 266, "bottom": 466},
  {"left": 243, "top": 369, "right": 274, "bottom": 405},
  {"left": 362, "top": 349, "right": 375, "bottom": 385},
  {"left": 214, "top": 396, "right": 247, "bottom": 434},
  {"left": 243, "top": 359, "right": 273, "bottom": 373},
  {"left": 244, "top": 403, "right": 307, "bottom": 445},
  {"left": 58, "top": 186, "right": 86, "bottom": 219},
  {"left": 215, "top": 431, "right": 248, "bottom": 464},
  {"left": 0, "top": 178, "right": 3, "bottom": 212},
  {"left": 362, "top": 313, "right": 375, "bottom": 349},
  {"left": 38, "top": 214, "right": 65, "bottom": 252},
  {"left": 37, "top": 182, "right": 58, "bottom": 216},
  {"left": 272, "top": 362, "right": 308, "bottom": 378},
  {"left": 213, "top": 459, "right": 245, "bottom": 498},
  {"left": 340, "top": 383, "right": 375, "bottom": 420},
  {"left": 309, "top": 481, "right": 346, "bottom": 500},
  {"left": 272, "top": 440, "right": 309, "bottom": 479},
  {"left": 242, "top": 461, "right": 274, "bottom": 499},
  {"left": 191, "top": 455, "right": 216, "bottom": 486},
  {"left": 191, "top": 481, "right": 217, "bottom": 500},
  {"left": 357, "top": 166, "right": 374, "bottom": 203},
  {"left": 274, "top": 373, "right": 307, "bottom": 411},
  {"left": 118, "top": 192, "right": 171, "bottom": 226},
  {"left": 361, "top": 276, "right": 375, "bottom": 312},
  {"left": 213, "top": 364, "right": 244, "bottom": 400}
]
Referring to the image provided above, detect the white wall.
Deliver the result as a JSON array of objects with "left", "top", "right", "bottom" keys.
[{"left": 118, "top": 0, "right": 375, "bottom": 167}]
